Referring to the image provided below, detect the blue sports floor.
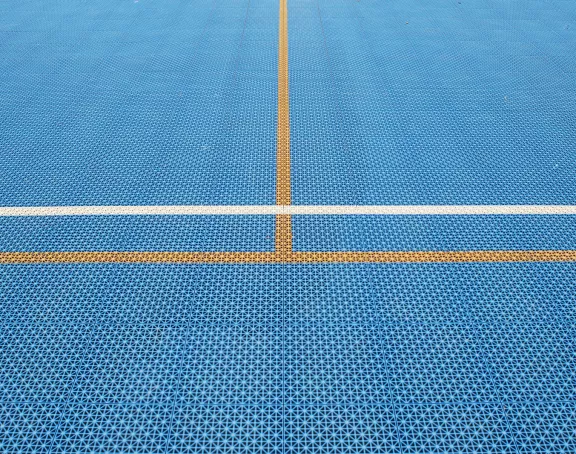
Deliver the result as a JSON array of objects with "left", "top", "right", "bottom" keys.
[{"left": 1, "top": 0, "right": 576, "bottom": 452}]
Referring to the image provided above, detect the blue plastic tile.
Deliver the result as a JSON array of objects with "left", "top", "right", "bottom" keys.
[
  {"left": 178, "top": 324, "right": 282, "bottom": 405},
  {"left": 478, "top": 322, "right": 575, "bottom": 402},
  {"left": 293, "top": 215, "right": 576, "bottom": 253},
  {"left": 2, "top": 0, "right": 576, "bottom": 453},
  {"left": 0, "top": 0, "right": 275, "bottom": 206},
  {"left": 0, "top": 216, "right": 275, "bottom": 252},
  {"left": 291, "top": 0, "right": 576, "bottom": 205},
  {"left": 507, "top": 401, "right": 576, "bottom": 454},
  {"left": 284, "top": 404, "right": 401, "bottom": 454},
  {"left": 284, "top": 264, "right": 380, "bottom": 325},
  {"left": 381, "top": 323, "right": 494, "bottom": 404},
  {"left": 169, "top": 405, "right": 282, "bottom": 454},
  {"left": 72, "top": 324, "right": 186, "bottom": 404},
  {"left": 52, "top": 403, "right": 172, "bottom": 454},
  {"left": 0, "top": 402, "right": 60, "bottom": 454},
  {"left": 285, "top": 323, "right": 387, "bottom": 405},
  {"left": 0, "top": 324, "right": 90, "bottom": 403},
  {"left": 0, "top": 264, "right": 285, "bottom": 326},
  {"left": 396, "top": 403, "right": 516, "bottom": 453},
  {"left": 186, "top": 265, "right": 283, "bottom": 326},
  {"left": 371, "top": 263, "right": 576, "bottom": 325}
]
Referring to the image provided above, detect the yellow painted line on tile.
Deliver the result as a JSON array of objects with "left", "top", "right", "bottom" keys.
[
  {"left": 276, "top": 0, "right": 290, "bottom": 207},
  {"left": 275, "top": 214, "right": 293, "bottom": 255},
  {"left": 285, "top": 250, "right": 576, "bottom": 263},
  {"left": 1, "top": 250, "right": 575, "bottom": 264},
  {"left": 275, "top": 0, "right": 293, "bottom": 253}
]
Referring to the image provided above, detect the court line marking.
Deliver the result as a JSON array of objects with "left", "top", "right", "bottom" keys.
[
  {"left": 1, "top": 205, "right": 576, "bottom": 216},
  {"left": 275, "top": 214, "right": 293, "bottom": 256},
  {"left": 1, "top": 251, "right": 575, "bottom": 264},
  {"left": 275, "top": 0, "right": 293, "bottom": 253},
  {"left": 276, "top": 0, "right": 290, "bottom": 207}
]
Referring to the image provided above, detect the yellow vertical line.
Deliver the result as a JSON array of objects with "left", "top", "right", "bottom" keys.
[
  {"left": 276, "top": 0, "right": 292, "bottom": 253},
  {"left": 277, "top": 0, "right": 290, "bottom": 206},
  {"left": 275, "top": 214, "right": 293, "bottom": 254}
]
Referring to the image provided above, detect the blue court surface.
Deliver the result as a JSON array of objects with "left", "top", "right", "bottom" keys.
[{"left": 1, "top": 0, "right": 576, "bottom": 453}]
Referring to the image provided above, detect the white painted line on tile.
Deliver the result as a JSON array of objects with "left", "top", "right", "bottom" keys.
[{"left": 0, "top": 205, "right": 575, "bottom": 216}]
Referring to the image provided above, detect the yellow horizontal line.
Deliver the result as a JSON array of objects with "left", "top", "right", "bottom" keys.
[{"left": 0, "top": 250, "right": 575, "bottom": 264}]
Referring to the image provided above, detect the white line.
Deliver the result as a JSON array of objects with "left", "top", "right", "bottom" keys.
[
  {"left": 0, "top": 206, "right": 282, "bottom": 216},
  {"left": 1, "top": 205, "right": 576, "bottom": 216},
  {"left": 288, "top": 205, "right": 576, "bottom": 215}
]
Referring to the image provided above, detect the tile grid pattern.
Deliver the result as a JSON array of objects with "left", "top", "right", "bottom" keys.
[{"left": 1, "top": 262, "right": 575, "bottom": 452}]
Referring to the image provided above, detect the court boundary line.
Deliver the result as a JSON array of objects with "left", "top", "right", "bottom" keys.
[
  {"left": 1, "top": 251, "right": 575, "bottom": 264},
  {"left": 1, "top": 205, "right": 576, "bottom": 216},
  {"left": 275, "top": 0, "right": 292, "bottom": 254}
]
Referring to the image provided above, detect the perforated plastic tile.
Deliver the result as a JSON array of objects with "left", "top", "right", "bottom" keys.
[
  {"left": 291, "top": 0, "right": 576, "bottom": 205},
  {"left": 0, "top": 323, "right": 90, "bottom": 403},
  {"left": 293, "top": 215, "right": 576, "bottom": 252},
  {"left": 1, "top": 262, "right": 576, "bottom": 452},
  {"left": 0, "top": 402, "right": 61, "bottom": 454},
  {"left": 0, "top": 0, "right": 276, "bottom": 206},
  {"left": 179, "top": 324, "right": 282, "bottom": 405},
  {"left": 0, "top": 264, "right": 286, "bottom": 326},
  {"left": 0, "top": 216, "right": 275, "bottom": 252},
  {"left": 52, "top": 403, "right": 172, "bottom": 454},
  {"left": 186, "top": 265, "right": 283, "bottom": 326},
  {"left": 285, "top": 324, "right": 387, "bottom": 405},
  {"left": 169, "top": 405, "right": 283, "bottom": 454},
  {"left": 370, "top": 263, "right": 576, "bottom": 324},
  {"left": 2, "top": 0, "right": 576, "bottom": 453},
  {"left": 284, "top": 264, "right": 379, "bottom": 325},
  {"left": 72, "top": 324, "right": 186, "bottom": 404},
  {"left": 381, "top": 323, "right": 494, "bottom": 404},
  {"left": 396, "top": 403, "right": 516, "bottom": 453},
  {"left": 479, "top": 322, "right": 575, "bottom": 403},
  {"left": 284, "top": 404, "right": 401, "bottom": 454},
  {"left": 507, "top": 401, "right": 576, "bottom": 454}
]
